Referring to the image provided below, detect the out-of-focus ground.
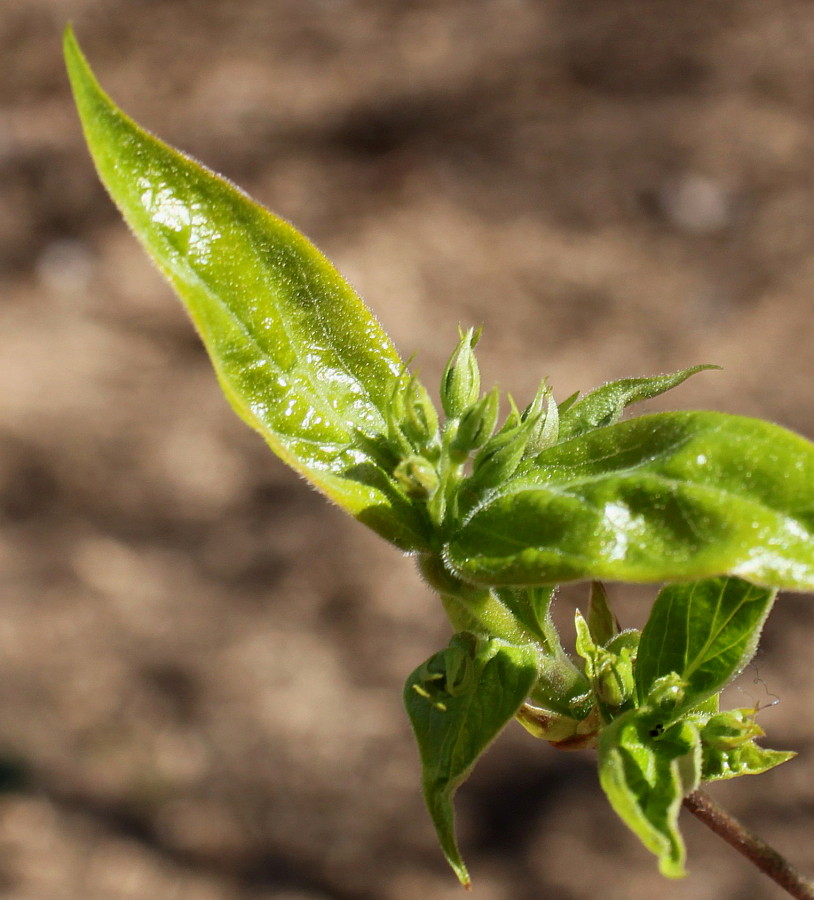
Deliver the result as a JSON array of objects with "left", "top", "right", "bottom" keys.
[{"left": 2, "top": 1, "right": 814, "bottom": 897}]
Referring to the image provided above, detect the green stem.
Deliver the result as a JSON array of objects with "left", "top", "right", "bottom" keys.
[
  {"left": 440, "top": 591, "right": 532, "bottom": 646},
  {"left": 683, "top": 789, "right": 814, "bottom": 900}
]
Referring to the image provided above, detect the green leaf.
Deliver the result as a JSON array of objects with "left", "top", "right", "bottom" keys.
[
  {"left": 702, "top": 733, "right": 795, "bottom": 782},
  {"left": 635, "top": 577, "right": 775, "bottom": 713},
  {"left": 558, "top": 365, "right": 716, "bottom": 442},
  {"left": 404, "top": 634, "right": 539, "bottom": 887},
  {"left": 445, "top": 411, "right": 814, "bottom": 590},
  {"left": 586, "top": 581, "right": 619, "bottom": 646},
  {"left": 598, "top": 711, "right": 701, "bottom": 878},
  {"left": 64, "top": 27, "right": 429, "bottom": 551}
]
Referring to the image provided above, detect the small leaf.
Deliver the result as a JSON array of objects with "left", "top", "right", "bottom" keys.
[
  {"left": 558, "top": 365, "right": 716, "bottom": 442},
  {"left": 598, "top": 711, "right": 701, "bottom": 878},
  {"left": 64, "top": 27, "right": 429, "bottom": 550},
  {"left": 445, "top": 411, "right": 814, "bottom": 590},
  {"left": 404, "top": 634, "right": 539, "bottom": 887},
  {"left": 587, "top": 582, "right": 619, "bottom": 646},
  {"left": 635, "top": 577, "right": 775, "bottom": 713},
  {"left": 702, "top": 735, "right": 795, "bottom": 782}
]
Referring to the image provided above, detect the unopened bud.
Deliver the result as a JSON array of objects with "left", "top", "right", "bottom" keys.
[
  {"left": 441, "top": 327, "right": 481, "bottom": 419},
  {"left": 393, "top": 455, "right": 439, "bottom": 498},
  {"left": 451, "top": 387, "right": 500, "bottom": 455},
  {"left": 647, "top": 673, "right": 687, "bottom": 714},
  {"left": 403, "top": 375, "right": 439, "bottom": 451},
  {"left": 523, "top": 381, "right": 559, "bottom": 457},
  {"left": 586, "top": 581, "right": 619, "bottom": 647},
  {"left": 594, "top": 646, "right": 635, "bottom": 708}
]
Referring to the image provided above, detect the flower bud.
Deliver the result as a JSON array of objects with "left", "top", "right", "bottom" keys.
[
  {"left": 523, "top": 381, "right": 559, "bottom": 457},
  {"left": 586, "top": 581, "right": 619, "bottom": 647},
  {"left": 441, "top": 327, "right": 481, "bottom": 419},
  {"left": 393, "top": 455, "right": 439, "bottom": 499},
  {"left": 403, "top": 375, "right": 439, "bottom": 451},
  {"left": 451, "top": 387, "right": 500, "bottom": 455},
  {"left": 594, "top": 646, "right": 635, "bottom": 708},
  {"left": 647, "top": 673, "right": 687, "bottom": 714}
]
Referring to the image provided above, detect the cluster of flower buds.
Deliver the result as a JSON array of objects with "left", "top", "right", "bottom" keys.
[{"left": 388, "top": 326, "right": 564, "bottom": 514}]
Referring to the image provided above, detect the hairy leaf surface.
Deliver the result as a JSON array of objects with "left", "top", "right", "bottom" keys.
[
  {"left": 558, "top": 366, "right": 715, "bottom": 442},
  {"left": 446, "top": 411, "right": 814, "bottom": 590},
  {"left": 64, "top": 28, "right": 429, "bottom": 550}
]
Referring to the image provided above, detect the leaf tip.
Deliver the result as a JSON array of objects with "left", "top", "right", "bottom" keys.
[
  {"left": 451, "top": 860, "right": 472, "bottom": 890},
  {"left": 62, "top": 22, "right": 83, "bottom": 70}
]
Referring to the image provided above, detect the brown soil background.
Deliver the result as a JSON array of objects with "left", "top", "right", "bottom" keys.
[{"left": 3, "top": 1, "right": 814, "bottom": 898}]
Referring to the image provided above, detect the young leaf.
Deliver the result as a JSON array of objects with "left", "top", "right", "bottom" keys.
[
  {"left": 635, "top": 577, "right": 775, "bottom": 713},
  {"left": 557, "top": 365, "right": 716, "bottom": 442},
  {"left": 64, "top": 27, "right": 429, "bottom": 551},
  {"left": 404, "top": 634, "right": 539, "bottom": 887},
  {"left": 587, "top": 581, "right": 619, "bottom": 647},
  {"left": 701, "top": 721, "right": 795, "bottom": 781},
  {"left": 444, "top": 411, "right": 814, "bottom": 591},
  {"left": 598, "top": 711, "right": 702, "bottom": 878}
]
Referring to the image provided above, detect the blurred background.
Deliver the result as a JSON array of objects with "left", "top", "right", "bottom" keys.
[{"left": 3, "top": 1, "right": 814, "bottom": 897}]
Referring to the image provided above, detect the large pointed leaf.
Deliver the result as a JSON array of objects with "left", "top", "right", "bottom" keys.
[
  {"left": 598, "top": 711, "right": 702, "bottom": 878},
  {"left": 635, "top": 577, "right": 775, "bottom": 712},
  {"left": 64, "top": 27, "right": 429, "bottom": 550},
  {"left": 404, "top": 634, "right": 539, "bottom": 886},
  {"left": 444, "top": 411, "right": 814, "bottom": 590}
]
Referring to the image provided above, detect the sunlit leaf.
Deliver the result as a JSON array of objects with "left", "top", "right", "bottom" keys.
[
  {"left": 64, "top": 27, "right": 430, "bottom": 550},
  {"left": 445, "top": 411, "right": 814, "bottom": 590},
  {"left": 557, "top": 366, "right": 715, "bottom": 442}
]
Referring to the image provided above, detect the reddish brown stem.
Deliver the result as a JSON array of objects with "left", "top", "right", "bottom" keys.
[{"left": 683, "top": 789, "right": 814, "bottom": 900}]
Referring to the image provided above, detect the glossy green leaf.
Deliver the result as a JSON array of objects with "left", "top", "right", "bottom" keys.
[
  {"left": 635, "top": 577, "right": 775, "bottom": 713},
  {"left": 598, "top": 711, "right": 702, "bottom": 878},
  {"left": 64, "top": 27, "right": 430, "bottom": 550},
  {"left": 445, "top": 411, "right": 814, "bottom": 590},
  {"left": 558, "top": 365, "right": 716, "bottom": 442},
  {"left": 404, "top": 634, "right": 539, "bottom": 887}
]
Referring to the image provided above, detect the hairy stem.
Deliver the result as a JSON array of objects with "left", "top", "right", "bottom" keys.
[{"left": 683, "top": 789, "right": 814, "bottom": 900}]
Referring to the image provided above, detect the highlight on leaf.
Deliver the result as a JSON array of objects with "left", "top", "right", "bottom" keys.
[
  {"left": 65, "top": 25, "right": 814, "bottom": 894},
  {"left": 63, "top": 25, "right": 431, "bottom": 552}
]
